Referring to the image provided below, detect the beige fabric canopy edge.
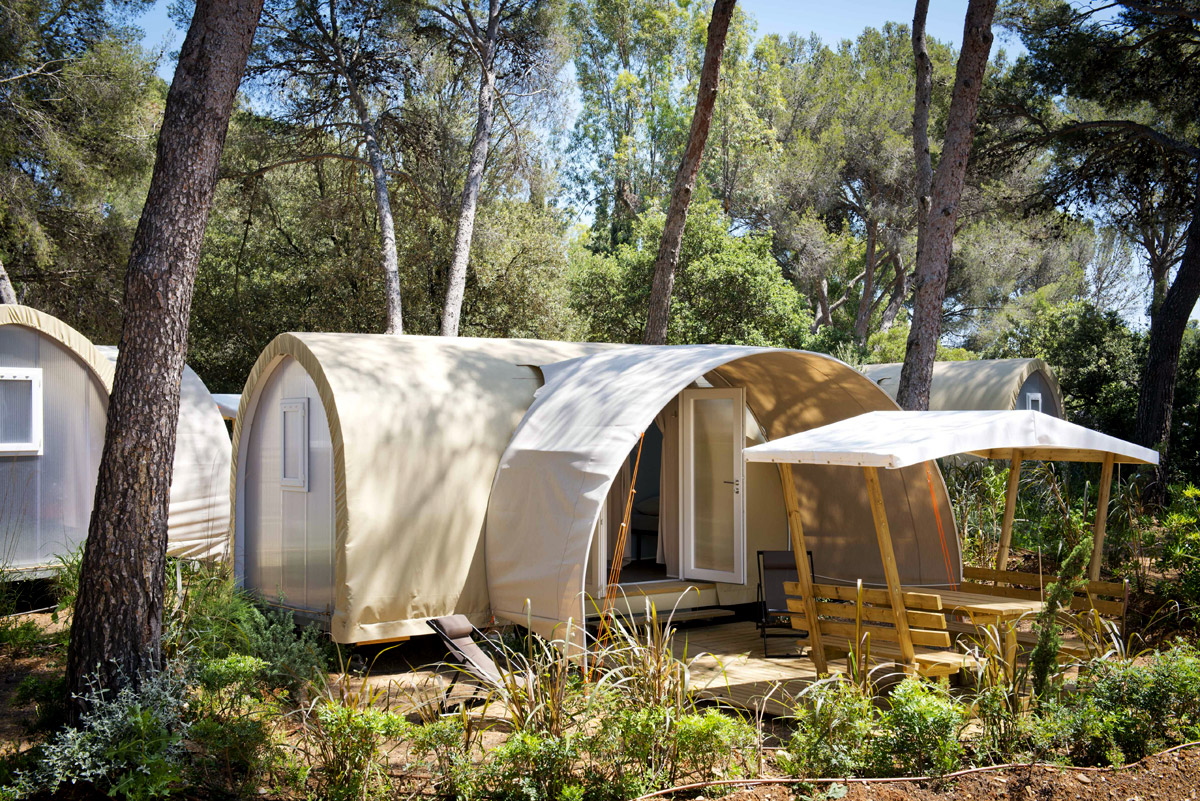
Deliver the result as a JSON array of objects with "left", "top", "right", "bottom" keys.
[
  {"left": 744, "top": 410, "right": 1159, "bottom": 468},
  {"left": 861, "top": 358, "right": 1063, "bottom": 413},
  {"left": 0, "top": 305, "right": 115, "bottom": 389}
]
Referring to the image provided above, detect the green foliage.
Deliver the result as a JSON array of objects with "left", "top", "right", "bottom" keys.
[
  {"left": 1033, "top": 642, "right": 1200, "bottom": 766},
  {"left": 12, "top": 674, "right": 68, "bottom": 734},
  {"left": 569, "top": 201, "right": 813, "bottom": 346},
  {"left": 238, "top": 604, "right": 334, "bottom": 693},
  {"left": 11, "top": 668, "right": 189, "bottom": 800},
  {"left": 874, "top": 678, "right": 965, "bottom": 778},
  {"left": 305, "top": 700, "right": 408, "bottom": 801},
  {"left": 1030, "top": 538, "right": 1091, "bottom": 699},
  {"left": 982, "top": 300, "right": 1144, "bottom": 440},
  {"left": 1157, "top": 484, "right": 1200, "bottom": 609},
  {"left": 779, "top": 677, "right": 877, "bottom": 779},
  {"left": 477, "top": 730, "right": 580, "bottom": 801}
]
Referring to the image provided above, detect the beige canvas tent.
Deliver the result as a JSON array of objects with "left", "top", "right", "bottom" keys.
[
  {"left": 0, "top": 305, "right": 231, "bottom": 572},
  {"left": 231, "top": 334, "right": 960, "bottom": 644},
  {"left": 860, "top": 358, "right": 1063, "bottom": 416}
]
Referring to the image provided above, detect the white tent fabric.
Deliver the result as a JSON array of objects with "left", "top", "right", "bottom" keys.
[
  {"left": 97, "top": 347, "right": 232, "bottom": 559},
  {"left": 744, "top": 410, "right": 1159, "bottom": 469},
  {"left": 860, "top": 359, "right": 1063, "bottom": 415},
  {"left": 212, "top": 393, "right": 241, "bottom": 420},
  {"left": 486, "top": 346, "right": 960, "bottom": 641}
]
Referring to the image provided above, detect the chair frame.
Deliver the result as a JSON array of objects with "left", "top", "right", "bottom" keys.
[{"left": 756, "top": 549, "right": 813, "bottom": 658}]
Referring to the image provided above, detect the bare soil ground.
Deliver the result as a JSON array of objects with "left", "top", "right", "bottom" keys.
[{"left": 714, "top": 748, "right": 1200, "bottom": 801}]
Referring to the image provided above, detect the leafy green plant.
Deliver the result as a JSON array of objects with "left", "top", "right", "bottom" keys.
[
  {"left": 12, "top": 674, "right": 68, "bottom": 734},
  {"left": 1033, "top": 641, "right": 1200, "bottom": 766},
  {"left": 238, "top": 604, "right": 334, "bottom": 693},
  {"left": 779, "top": 676, "right": 877, "bottom": 779},
  {"left": 187, "top": 653, "right": 299, "bottom": 796},
  {"left": 1158, "top": 484, "right": 1200, "bottom": 611},
  {"left": 301, "top": 650, "right": 409, "bottom": 801},
  {"left": 874, "top": 678, "right": 965, "bottom": 778},
  {"left": 10, "top": 667, "right": 189, "bottom": 800}
]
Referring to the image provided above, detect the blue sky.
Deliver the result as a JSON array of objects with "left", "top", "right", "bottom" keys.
[{"left": 135, "top": 0, "right": 1008, "bottom": 81}]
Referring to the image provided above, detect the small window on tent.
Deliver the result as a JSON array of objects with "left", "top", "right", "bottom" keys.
[
  {"left": 0, "top": 368, "right": 42, "bottom": 456},
  {"left": 1026, "top": 393, "right": 1042, "bottom": 413},
  {"left": 281, "top": 398, "right": 308, "bottom": 491}
]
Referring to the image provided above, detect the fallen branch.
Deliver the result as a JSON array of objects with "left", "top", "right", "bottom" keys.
[{"left": 631, "top": 740, "right": 1200, "bottom": 800}]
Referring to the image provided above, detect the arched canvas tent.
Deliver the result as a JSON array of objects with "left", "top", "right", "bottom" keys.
[
  {"left": 486, "top": 346, "right": 960, "bottom": 641},
  {"left": 232, "top": 334, "right": 959, "bottom": 645},
  {"left": 0, "top": 305, "right": 231, "bottom": 571},
  {"left": 860, "top": 358, "right": 1063, "bottom": 416}
]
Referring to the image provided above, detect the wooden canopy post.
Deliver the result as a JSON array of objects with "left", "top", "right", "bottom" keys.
[
  {"left": 1089, "top": 452, "right": 1116, "bottom": 581},
  {"left": 778, "top": 463, "right": 827, "bottom": 674},
  {"left": 995, "top": 451, "right": 1023, "bottom": 571},
  {"left": 862, "top": 466, "right": 915, "bottom": 666}
]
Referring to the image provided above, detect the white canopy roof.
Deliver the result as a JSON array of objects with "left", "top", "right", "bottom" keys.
[
  {"left": 212, "top": 393, "right": 241, "bottom": 420},
  {"left": 744, "top": 410, "right": 1159, "bottom": 468}
]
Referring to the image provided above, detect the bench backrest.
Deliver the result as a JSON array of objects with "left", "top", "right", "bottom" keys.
[
  {"left": 783, "top": 580, "right": 952, "bottom": 650},
  {"left": 961, "top": 566, "right": 1129, "bottom": 620}
]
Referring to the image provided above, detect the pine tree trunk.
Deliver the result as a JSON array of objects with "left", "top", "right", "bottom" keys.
[
  {"left": 1136, "top": 185, "right": 1200, "bottom": 501},
  {"left": 441, "top": 0, "right": 500, "bottom": 337},
  {"left": 642, "top": 0, "right": 737, "bottom": 346},
  {"left": 912, "top": 0, "right": 933, "bottom": 238},
  {"left": 896, "top": 0, "right": 996, "bottom": 410},
  {"left": 65, "top": 0, "right": 262, "bottom": 709},
  {"left": 0, "top": 255, "right": 16, "bottom": 304}
]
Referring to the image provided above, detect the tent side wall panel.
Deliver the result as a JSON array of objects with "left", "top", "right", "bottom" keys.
[
  {"left": 242, "top": 356, "right": 334, "bottom": 614},
  {"left": 0, "top": 326, "right": 106, "bottom": 569}
]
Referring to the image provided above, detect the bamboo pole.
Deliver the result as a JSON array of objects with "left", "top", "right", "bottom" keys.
[
  {"left": 995, "top": 451, "right": 1023, "bottom": 571},
  {"left": 777, "top": 463, "right": 826, "bottom": 674},
  {"left": 1089, "top": 453, "right": 1116, "bottom": 581},
  {"left": 862, "top": 466, "right": 915, "bottom": 666}
]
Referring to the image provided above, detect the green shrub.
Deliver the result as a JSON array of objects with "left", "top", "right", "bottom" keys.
[
  {"left": 480, "top": 731, "right": 580, "bottom": 801},
  {"left": 1158, "top": 484, "right": 1200, "bottom": 609},
  {"left": 779, "top": 677, "right": 877, "bottom": 779},
  {"left": 0, "top": 621, "right": 44, "bottom": 657},
  {"left": 12, "top": 674, "right": 68, "bottom": 733},
  {"left": 239, "top": 605, "right": 333, "bottom": 692},
  {"left": 188, "top": 653, "right": 298, "bottom": 795},
  {"left": 305, "top": 700, "right": 408, "bottom": 801},
  {"left": 874, "top": 678, "right": 965, "bottom": 778},
  {"left": 11, "top": 668, "right": 189, "bottom": 800},
  {"left": 408, "top": 716, "right": 479, "bottom": 799},
  {"left": 1034, "top": 642, "right": 1200, "bottom": 765}
]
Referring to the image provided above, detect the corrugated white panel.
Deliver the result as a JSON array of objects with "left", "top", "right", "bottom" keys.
[
  {"left": 243, "top": 357, "right": 334, "bottom": 613},
  {"left": 0, "top": 326, "right": 107, "bottom": 569}
]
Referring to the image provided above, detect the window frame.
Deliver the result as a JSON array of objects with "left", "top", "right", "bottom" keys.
[
  {"left": 1026, "top": 392, "right": 1042, "bottom": 413},
  {"left": 280, "top": 397, "right": 309, "bottom": 492},
  {"left": 0, "top": 367, "right": 43, "bottom": 456}
]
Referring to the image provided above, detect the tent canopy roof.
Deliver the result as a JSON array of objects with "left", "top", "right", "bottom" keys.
[
  {"left": 860, "top": 358, "right": 1062, "bottom": 412},
  {"left": 744, "top": 410, "right": 1159, "bottom": 469}
]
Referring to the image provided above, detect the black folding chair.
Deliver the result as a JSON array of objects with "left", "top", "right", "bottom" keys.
[{"left": 756, "top": 550, "right": 814, "bottom": 658}]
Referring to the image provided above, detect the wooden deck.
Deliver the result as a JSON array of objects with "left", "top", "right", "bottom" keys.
[{"left": 671, "top": 620, "right": 821, "bottom": 716}]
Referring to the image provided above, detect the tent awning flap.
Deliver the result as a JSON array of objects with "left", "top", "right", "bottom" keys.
[{"left": 744, "top": 410, "right": 1159, "bottom": 468}]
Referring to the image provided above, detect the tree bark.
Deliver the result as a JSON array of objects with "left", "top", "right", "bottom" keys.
[
  {"left": 1135, "top": 180, "right": 1200, "bottom": 499},
  {"left": 912, "top": 0, "right": 933, "bottom": 239},
  {"left": 66, "top": 0, "right": 262, "bottom": 708},
  {"left": 0, "top": 255, "right": 17, "bottom": 304},
  {"left": 440, "top": 0, "right": 501, "bottom": 337},
  {"left": 642, "top": 0, "right": 737, "bottom": 345},
  {"left": 896, "top": 0, "right": 996, "bottom": 410},
  {"left": 327, "top": 0, "right": 403, "bottom": 334}
]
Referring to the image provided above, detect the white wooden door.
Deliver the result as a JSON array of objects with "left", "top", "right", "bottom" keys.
[{"left": 680, "top": 388, "right": 745, "bottom": 584}]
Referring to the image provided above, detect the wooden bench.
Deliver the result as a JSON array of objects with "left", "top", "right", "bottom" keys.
[
  {"left": 949, "top": 566, "right": 1130, "bottom": 658},
  {"left": 784, "top": 580, "right": 981, "bottom": 678}
]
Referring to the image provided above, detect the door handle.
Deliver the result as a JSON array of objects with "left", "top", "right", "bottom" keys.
[{"left": 723, "top": 479, "right": 740, "bottom": 494}]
